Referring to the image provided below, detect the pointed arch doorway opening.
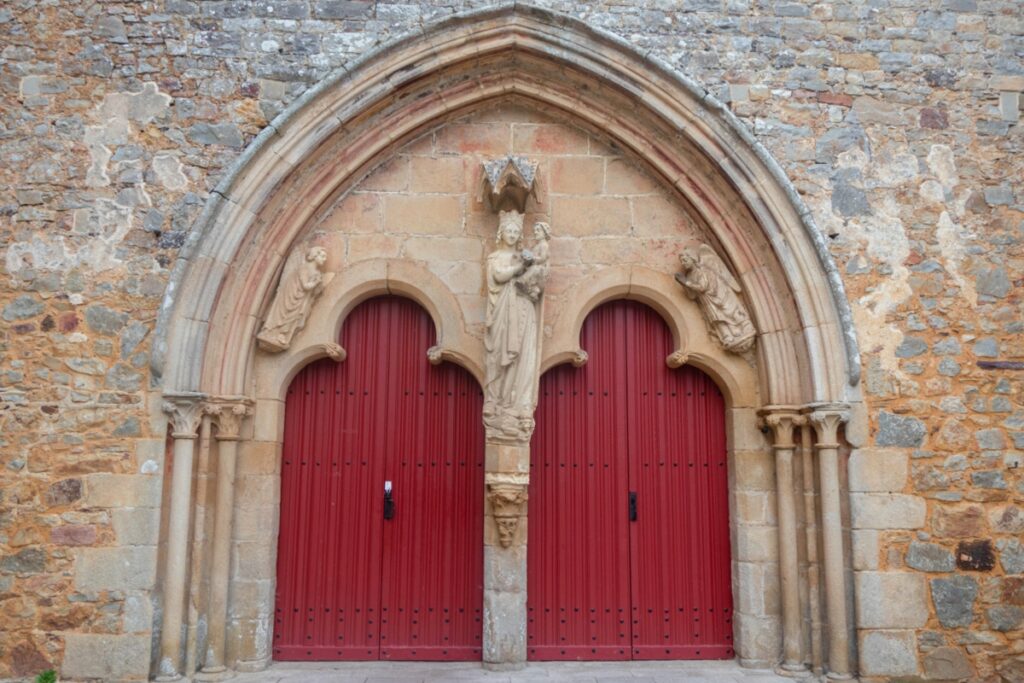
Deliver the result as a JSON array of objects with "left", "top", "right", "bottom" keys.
[
  {"left": 528, "top": 300, "right": 733, "bottom": 661},
  {"left": 273, "top": 296, "right": 485, "bottom": 661}
]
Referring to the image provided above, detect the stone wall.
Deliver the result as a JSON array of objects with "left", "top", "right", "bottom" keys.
[{"left": 1, "top": 1, "right": 1021, "bottom": 681}]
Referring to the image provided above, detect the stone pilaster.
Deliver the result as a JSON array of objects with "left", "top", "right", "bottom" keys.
[
  {"left": 158, "top": 393, "right": 206, "bottom": 681},
  {"left": 806, "top": 404, "right": 851, "bottom": 681},
  {"left": 198, "top": 398, "right": 253, "bottom": 679},
  {"left": 760, "top": 406, "right": 808, "bottom": 676}
]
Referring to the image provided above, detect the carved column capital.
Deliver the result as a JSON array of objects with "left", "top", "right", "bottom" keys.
[
  {"left": 486, "top": 473, "right": 529, "bottom": 549},
  {"left": 759, "top": 406, "right": 806, "bottom": 449},
  {"left": 805, "top": 403, "right": 850, "bottom": 448},
  {"left": 205, "top": 397, "right": 254, "bottom": 441},
  {"left": 162, "top": 393, "right": 206, "bottom": 439}
]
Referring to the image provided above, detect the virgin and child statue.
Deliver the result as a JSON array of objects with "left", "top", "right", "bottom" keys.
[{"left": 483, "top": 211, "right": 550, "bottom": 442}]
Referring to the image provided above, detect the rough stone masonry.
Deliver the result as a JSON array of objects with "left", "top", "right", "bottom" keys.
[{"left": 0, "top": 1, "right": 1022, "bottom": 682}]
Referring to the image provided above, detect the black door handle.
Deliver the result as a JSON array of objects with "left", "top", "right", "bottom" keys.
[
  {"left": 384, "top": 481, "right": 395, "bottom": 520},
  {"left": 629, "top": 491, "right": 637, "bottom": 522}
]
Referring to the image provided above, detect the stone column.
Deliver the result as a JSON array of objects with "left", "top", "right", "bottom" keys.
[
  {"left": 760, "top": 407, "right": 807, "bottom": 675},
  {"left": 800, "top": 423, "right": 824, "bottom": 674},
  {"left": 198, "top": 398, "right": 253, "bottom": 678},
  {"left": 807, "top": 405, "right": 851, "bottom": 681},
  {"left": 483, "top": 449, "right": 529, "bottom": 670},
  {"left": 158, "top": 393, "right": 206, "bottom": 681}
]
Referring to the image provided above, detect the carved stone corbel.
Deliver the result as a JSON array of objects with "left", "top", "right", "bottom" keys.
[
  {"left": 666, "top": 349, "right": 689, "bottom": 369},
  {"left": 319, "top": 342, "right": 346, "bottom": 362},
  {"left": 486, "top": 474, "right": 529, "bottom": 548}
]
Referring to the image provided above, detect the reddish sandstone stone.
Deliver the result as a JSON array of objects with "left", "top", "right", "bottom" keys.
[
  {"left": 10, "top": 641, "right": 50, "bottom": 677},
  {"left": 818, "top": 92, "right": 853, "bottom": 107},
  {"left": 50, "top": 524, "right": 97, "bottom": 546}
]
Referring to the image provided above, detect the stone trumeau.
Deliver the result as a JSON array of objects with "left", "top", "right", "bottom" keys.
[{"left": 0, "top": 2, "right": 1021, "bottom": 683}]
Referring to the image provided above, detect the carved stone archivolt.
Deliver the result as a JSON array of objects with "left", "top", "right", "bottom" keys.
[
  {"left": 675, "top": 244, "right": 756, "bottom": 354},
  {"left": 486, "top": 475, "right": 529, "bottom": 548},
  {"left": 257, "top": 245, "right": 330, "bottom": 352}
]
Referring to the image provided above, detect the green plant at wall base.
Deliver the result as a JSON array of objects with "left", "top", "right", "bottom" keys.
[{"left": 36, "top": 671, "right": 57, "bottom": 683}]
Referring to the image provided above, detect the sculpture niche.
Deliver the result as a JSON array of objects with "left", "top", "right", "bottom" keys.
[
  {"left": 675, "top": 244, "right": 756, "bottom": 353},
  {"left": 257, "top": 246, "right": 329, "bottom": 353},
  {"left": 483, "top": 212, "right": 549, "bottom": 442}
]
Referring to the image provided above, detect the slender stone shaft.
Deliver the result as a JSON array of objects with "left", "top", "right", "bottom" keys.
[
  {"left": 158, "top": 396, "right": 205, "bottom": 681},
  {"left": 809, "top": 407, "right": 851, "bottom": 681},
  {"left": 800, "top": 424, "right": 823, "bottom": 673},
  {"left": 200, "top": 401, "right": 252, "bottom": 675},
  {"left": 761, "top": 408, "right": 806, "bottom": 674}
]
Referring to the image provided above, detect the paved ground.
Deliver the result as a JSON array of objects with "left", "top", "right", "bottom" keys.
[{"left": 227, "top": 661, "right": 795, "bottom": 682}]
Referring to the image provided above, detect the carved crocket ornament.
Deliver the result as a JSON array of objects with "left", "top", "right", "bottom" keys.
[
  {"left": 675, "top": 244, "right": 756, "bottom": 354},
  {"left": 257, "top": 246, "right": 329, "bottom": 353}
]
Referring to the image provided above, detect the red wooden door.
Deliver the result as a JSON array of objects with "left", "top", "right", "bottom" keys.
[
  {"left": 528, "top": 300, "right": 733, "bottom": 661},
  {"left": 274, "top": 296, "right": 484, "bottom": 661}
]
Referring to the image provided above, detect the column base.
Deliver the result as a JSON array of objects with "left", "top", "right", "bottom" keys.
[
  {"left": 483, "top": 661, "right": 527, "bottom": 672},
  {"left": 776, "top": 663, "right": 812, "bottom": 678},
  {"left": 194, "top": 666, "right": 234, "bottom": 681},
  {"left": 826, "top": 673, "right": 856, "bottom": 681},
  {"left": 154, "top": 676, "right": 183, "bottom": 682}
]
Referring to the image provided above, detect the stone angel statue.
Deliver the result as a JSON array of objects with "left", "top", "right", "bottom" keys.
[
  {"left": 257, "top": 246, "right": 329, "bottom": 352},
  {"left": 675, "top": 244, "right": 756, "bottom": 353}
]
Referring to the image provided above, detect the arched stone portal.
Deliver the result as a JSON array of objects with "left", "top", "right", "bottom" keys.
[{"left": 152, "top": 4, "right": 864, "bottom": 681}]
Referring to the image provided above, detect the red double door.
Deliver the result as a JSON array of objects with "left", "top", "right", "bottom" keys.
[
  {"left": 274, "top": 296, "right": 484, "bottom": 661},
  {"left": 528, "top": 300, "right": 733, "bottom": 660}
]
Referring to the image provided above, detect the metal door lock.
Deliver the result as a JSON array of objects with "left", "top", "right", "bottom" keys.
[{"left": 384, "top": 480, "right": 395, "bottom": 520}]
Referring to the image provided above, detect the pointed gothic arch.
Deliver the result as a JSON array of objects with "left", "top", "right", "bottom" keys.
[{"left": 151, "top": 4, "right": 864, "bottom": 680}]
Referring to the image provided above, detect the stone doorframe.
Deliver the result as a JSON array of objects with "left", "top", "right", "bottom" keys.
[{"left": 151, "top": 4, "right": 866, "bottom": 681}]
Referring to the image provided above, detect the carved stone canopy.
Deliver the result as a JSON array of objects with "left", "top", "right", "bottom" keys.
[{"left": 479, "top": 155, "right": 539, "bottom": 213}]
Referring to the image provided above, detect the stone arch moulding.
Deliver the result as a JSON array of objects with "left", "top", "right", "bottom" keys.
[
  {"left": 541, "top": 265, "right": 758, "bottom": 411},
  {"left": 155, "top": 1, "right": 861, "bottom": 408},
  {"left": 149, "top": 2, "right": 869, "bottom": 680},
  {"left": 255, "top": 259, "right": 485, "bottom": 403}
]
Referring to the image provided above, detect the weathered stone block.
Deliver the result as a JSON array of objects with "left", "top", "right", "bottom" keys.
[
  {"left": 484, "top": 545, "right": 526, "bottom": 593},
  {"left": 849, "top": 448, "right": 908, "bottom": 492},
  {"left": 512, "top": 123, "right": 589, "bottom": 155},
  {"left": 860, "top": 629, "right": 918, "bottom": 676},
  {"left": 548, "top": 157, "right": 604, "bottom": 194},
  {"left": 986, "top": 605, "right": 1023, "bottom": 631},
  {"left": 931, "top": 575, "right": 978, "bottom": 628},
  {"left": 0, "top": 547, "right": 46, "bottom": 575},
  {"left": 62, "top": 633, "right": 150, "bottom": 680},
  {"left": 932, "top": 504, "right": 988, "bottom": 538},
  {"left": 75, "top": 546, "right": 156, "bottom": 591},
  {"left": 850, "top": 493, "right": 926, "bottom": 529},
  {"left": 856, "top": 572, "right": 929, "bottom": 628},
  {"left": 922, "top": 646, "right": 973, "bottom": 680},
  {"left": 383, "top": 195, "right": 462, "bottom": 234},
  {"left": 86, "top": 474, "right": 161, "bottom": 508},
  {"left": 45, "top": 478, "right": 83, "bottom": 506},
  {"left": 551, "top": 196, "right": 630, "bottom": 236},
  {"left": 852, "top": 530, "right": 879, "bottom": 570},
  {"left": 483, "top": 589, "right": 526, "bottom": 664},
  {"left": 409, "top": 156, "right": 466, "bottom": 194},
  {"left": 876, "top": 411, "right": 926, "bottom": 447},
  {"left": 111, "top": 507, "right": 160, "bottom": 546},
  {"left": 906, "top": 541, "right": 955, "bottom": 572}
]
